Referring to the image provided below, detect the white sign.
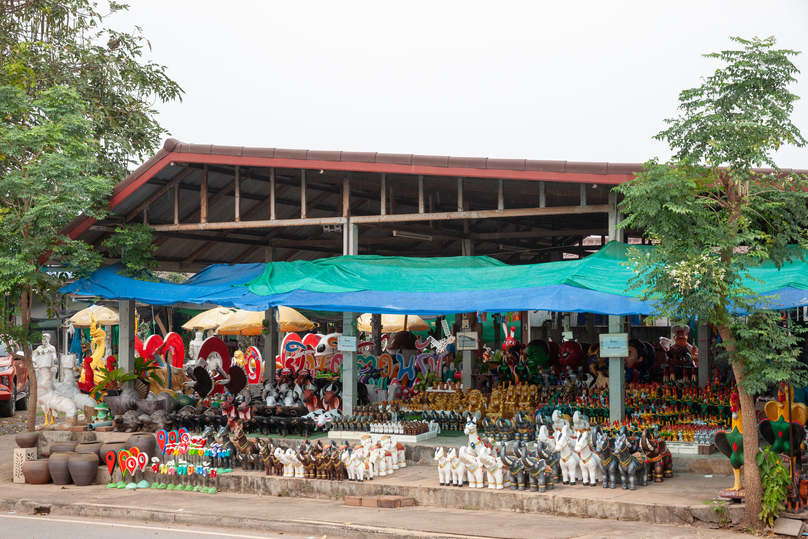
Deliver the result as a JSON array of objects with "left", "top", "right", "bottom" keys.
[
  {"left": 562, "top": 331, "right": 573, "bottom": 341},
  {"left": 456, "top": 331, "right": 478, "bottom": 351},
  {"left": 441, "top": 319, "right": 451, "bottom": 338},
  {"left": 337, "top": 336, "right": 357, "bottom": 352},
  {"left": 599, "top": 333, "right": 629, "bottom": 357}
]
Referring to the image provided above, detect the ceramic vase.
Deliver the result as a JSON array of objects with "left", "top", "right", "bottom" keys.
[
  {"left": 15, "top": 431, "right": 40, "bottom": 449},
  {"left": 68, "top": 452, "right": 99, "bottom": 486},
  {"left": 49, "top": 441, "right": 79, "bottom": 454},
  {"left": 22, "top": 459, "right": 51, "bottom": 484},
  {"left": 75, "top": 441, "right": 104, "bottom": 464},
  {"left": 48, "top": 452, "right": 73, "bottom": 485},
  {"left": 126, "top": 433, "right": 156, "bottom": 458}
]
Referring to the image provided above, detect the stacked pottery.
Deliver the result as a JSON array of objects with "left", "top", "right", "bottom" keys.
[
  {"left": 22, "top": 460, "right": 51, "bottom": 484},
  {"left": 48, "top": 452, "right": 73, "bottom": 485},
  {"left": 126, "top": 433, "right": 156, "bottom": 458},
  {"left": 68, "top": 453, "right": 99, "bottom": 486},
  {"left": 75, "top": 440, "right": 104, "bottom": 464},
  {"left": 49, "top": 441, "right": 79, "bottom": 454}
]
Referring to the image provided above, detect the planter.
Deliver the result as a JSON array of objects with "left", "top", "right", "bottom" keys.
[
  {"left": 133, "top": 379, "right": 150, "bottom": 399},
  {"left": 126, "top": 433, "right": 156, "bottom": 457},
  {"left": 105, "top": 389, "right": 121, "bottom": 397},
  {"left": 15, "top": 431, "right": 40, "bottom": 449},
  {"left": 75, "top": 441, "right": 104, "bottom": 464},
  {"left": 22, "top": 459, "right": 51, "bottom": 484},
  {"left": 68, "top": 452, "right": 99, "bottom": 486},
  {"left": 48, "top": 452, "right": 73, "bottom": 485},
  {"left": 100, "top": 441, "right": 127, "bottom": 463},
  {"left": 49, "top": 441, "right": 79, "bottom": 454}
]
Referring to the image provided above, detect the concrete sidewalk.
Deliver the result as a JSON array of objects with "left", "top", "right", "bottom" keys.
[{"left": 0, "top": 481, "right": 743, "bottom": 539}]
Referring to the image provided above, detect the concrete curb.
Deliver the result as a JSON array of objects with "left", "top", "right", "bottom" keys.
[{"left": 0, "top": 497, "right": 514, "bottom": 539}]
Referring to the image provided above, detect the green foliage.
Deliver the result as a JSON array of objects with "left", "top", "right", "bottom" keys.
[
  {"left": 159, "top": 272, "right": 188, "bottom": 284},
  {"left": 702, "top": 500, "right": 730, "bottom": 528},
  {"left": 103, "top": 223, "right": 158, "bottom": 280},
  {"left": 90, "top": 366, "right": 138, "bottom": 396},
  {"left": 614, "top": 37, "right": 808, "bottom": 393},
  {"left": 0, "top": 0, "right": 184, "bottom": 180},
  {"left": 756, "top": 447, "right": 790, "bottom": 527},
  {"left": 134, "top": 355, "right": 161, "bottom": 386}
]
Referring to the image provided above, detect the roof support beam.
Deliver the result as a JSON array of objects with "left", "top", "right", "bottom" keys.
[
  {"left": 270, "top": 167, "right": 276, "bottom": 220},
  {"left": 234, "top": 166, "right": 241, "bottom": 222},
  {"left": 418, "top": 175, "right": 424, "bottom": 214},
  {"left": 300, "top": 169, "right": 307, "bottom": 219},
  {"left": 200, "top": 165, "right": 208, "bottom": 224},
  {"left": 125, "top": 167, "right": 193, "bottom": 222},
  {"left": 380, "top": 173, "right": 386, "bottom": 216}
]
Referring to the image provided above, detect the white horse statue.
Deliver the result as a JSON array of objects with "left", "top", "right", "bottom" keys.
[
  {"left": 463, "top": 412, "right": 488, "bottom": 457},
  {"left": 457, "top": 445, "right": 485, "bottom": 488},
  {"left": 555, "top": 426, "right": 581, "bottom": 485},
  {"left": 551, "top": 410, "right": 570, "bottom": 436},
  {"left": 274, "top": 447, "right": 294, "bottom": 477},
  {"left": 537, "top": 424, "right": 556, "bottom": 452},
  {"left": 573, "top": 430, "right": 601, "bottom": 487},
  {"left": 434, "top": 446, "right": 451, "bottom": 486},
  {"left": 381, "top": 435, "right": 399, "bottom": 470},
  {"left": 447, "top": 447, "right": 466, "bottom": 487},
  {"left": 479, "top": 445, "right": 510, "bottom": 490},
  {"left": 372, "top": 445, "right": 388, "bottom": 477}
]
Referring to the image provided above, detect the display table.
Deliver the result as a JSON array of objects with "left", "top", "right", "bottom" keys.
[{"left": 328, "top": 430, "right": 438, "bottom": 443}]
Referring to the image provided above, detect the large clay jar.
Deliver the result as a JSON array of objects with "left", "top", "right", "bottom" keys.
[
  {"left": 68, "top": 452, "right": 99, "bottom": 486},
  {"left": 48, "top": 452, "right": 74, "bottom": 485},
  {"left": 75, "top": 441, "right": 104, "bottom": 464},
  {"left": 126, "top": 433, "right": 156, "bottom": 458},
  {"left": 15, "top": 431, "right": 40, "bottom": 448},
  {"left": 49, "top": 441, "right": 79, "bottom": 454},
  {"left": 99, "top": 441, "right": 127, "bottom": 464},
  {"left": 22, "top": 459, "right": 51, "bottom": 484}
]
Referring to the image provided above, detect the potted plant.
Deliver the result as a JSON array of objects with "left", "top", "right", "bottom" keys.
[
  {"left": 133, "top": 356, "right": 162, "bottom": 398},
  {"left": 90, "top": 367, "right": 138, "bottom": 399}
]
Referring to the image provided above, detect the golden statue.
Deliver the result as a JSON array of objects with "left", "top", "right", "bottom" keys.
[{"left": 79, "top": 314, "right": 107, "bottom": 385}]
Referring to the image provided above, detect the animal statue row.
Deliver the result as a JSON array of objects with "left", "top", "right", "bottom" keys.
[{"left": 262, "top": 369, "right": 344, "bottom": 414}]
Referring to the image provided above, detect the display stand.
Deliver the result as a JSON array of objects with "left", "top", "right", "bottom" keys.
[{"left": 328, "top": 430, "right": 438, "bottom": 443}]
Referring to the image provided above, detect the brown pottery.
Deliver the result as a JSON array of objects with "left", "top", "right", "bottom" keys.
[
  {"left": 22, "top": 459, "right": 51, "bottom": 484},
  {"left": 126, "top": 433, "right": 156, "bottom": 458},
  {"left": 75, "top": 441, "right": 104, "bottom": 464},
  {"left": 49, "top": 441, "right": 79, "bottom": 454},
  {"left": 48, "top": 452, "right": 74, "bottom": 485},
  {"left": 15, "top": 431, "right": 40, "bottom": 448},
  {"left": 68, "top": 452, "right": 99, "bottom": 486}
]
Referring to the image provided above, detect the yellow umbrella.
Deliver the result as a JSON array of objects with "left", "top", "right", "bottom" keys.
[
  {"left": 69, "top": 305, "right": 119, "bottom": 328},
  {"left": 181, "top": 306, "right": 234, "bottom": 331},
  {"left": 357, "top": 313, "right": 430, "bottom": 333},
  {"left": 216, "top": 307, "right": 315, "bottom": 335}
]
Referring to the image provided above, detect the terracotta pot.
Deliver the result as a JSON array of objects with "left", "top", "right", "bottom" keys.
[
  {"left": 15, "top": 431, "right": 40, "bottom": 449},
  {"left": 75, "top": 441, "right": 104, "bottom": 464},
  {"left": 48, "top": 452, "right": 74, "bottom": 485},
  {"left": 22, "top": 459, "right": 51, "bottom": 484},
  {"left": 68, "top": 452, "right": 99, "bottom": 486},
  {"left": 126, "top": 433, "right": 156, "bottom": 458},
  {"left": 50, "top": 441, "right": 79, "bottom": 454}
]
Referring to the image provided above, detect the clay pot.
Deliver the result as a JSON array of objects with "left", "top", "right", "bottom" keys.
[
  {"left": 48, "top": 452, "right": 74, "bottom": 485},
  {"left": 49, "top": 441, "right": 79, "bottom": 454},
  {"left": 75, "top": 441, "right": 104, "bottom": 464},
  {"left": 15, "top": 431, "right": 40, "bottom": 449},
  {"left": 100, "top": 441, "right": 127, "bottom": 463},
  {"left": 22, "top": 459, "right": 51, "bottom": 484},
  {"left": 126, "top": 433, "right": 156, "bottom": 457},
  {"left": 68, "top": 452, "right": 99, "bottom": 486}
]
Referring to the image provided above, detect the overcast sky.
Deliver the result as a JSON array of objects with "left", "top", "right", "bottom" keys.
[{"left": 111, "top": 1, "right": 808, "bottom": 168}]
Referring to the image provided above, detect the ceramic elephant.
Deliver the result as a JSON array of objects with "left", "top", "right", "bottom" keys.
[{"left": 522, "top": 453, "right": 555, "bottom": 493}]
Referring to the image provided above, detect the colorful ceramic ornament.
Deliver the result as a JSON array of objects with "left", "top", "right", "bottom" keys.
[
  {"left": 156, "top": 430, "right": 168, "bottom": 454},
  {"left": 105, "top": 451, "right": 116, "bottom": 475}
]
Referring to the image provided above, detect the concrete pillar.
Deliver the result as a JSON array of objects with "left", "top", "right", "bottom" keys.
[
  {"left": 698, "top": 323, "right": 710, "bottom": 387},
  {"left": 264, "top": 309, "right": 277, "bottom": 384},
  {"left": 461, "top": 313, "right": 473, "bottom": 390},
  {"left": 342, "top": 311, "right": 358, "bottom": 415},
  {"left": 608, "top": 315, "right": 625, "bottom": 423},
  {"left": 521, "top": 311, "right": 531, "bottom": 344},
  {"left": 119, "top": 300, "right": 135, "bottom": 388}
]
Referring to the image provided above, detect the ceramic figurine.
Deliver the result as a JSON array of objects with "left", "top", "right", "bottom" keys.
[
  {"left": 34, "top": 345, "right": 77, "bottom": 426},
  {"left": 614, "top": 434, "right": 648, "bottom": 490},
  {"left": 573, "top": 430, "right": 601, "bottom": 487},
  {"left": 446, "top": 447, "right": 466, "bottom": 487},
  {"left": 457, "top": 446, "right": 485, "bottom": 488},
  {"left": 478, "top": 445, "right": 509, "bottom": 490},
  {"left": 372, "top": 444, "right": 387, "bottom": 477},
  {"left": 593, "top": 432, "right": 620, "bottom": 489},
  {"left": 639, "top": 428, "right": 673, "bottom": 482},
  {"left": 434, "top": 446, "right": 451, "bottom": 486},
  {"left": 554, "top": 426, "right": 581, "bottom": 485},
  {"left": 274, "top": 447, "right": 294, "bottom": 477},
  {"left": 522, "top": 453, "right": 555, "bottom": 493}
]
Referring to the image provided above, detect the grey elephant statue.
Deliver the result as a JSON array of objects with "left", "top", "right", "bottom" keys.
[{"left": 522, "top": 453, "right": 555, "bottom": 493}]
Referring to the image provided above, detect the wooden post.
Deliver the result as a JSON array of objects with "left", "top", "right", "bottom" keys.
[
  {"left": 234, "top": 166, "right": 241, "bottom": 222},
  {"left": 380, "top": 173, "right": 387, "bottom": 216},
  {"left": 457, "top": 178, "right": 464, "bottom": 212},
  {"left": 200, "top": 165, "right": 208, "bottom": 224},
  {"left": 173, "top": 186, "right": 179, "bottom": 225},
  {"left": 498, "top": 179, "right": 505, "bottom": 210},
  {"left": 300, "top": 169, "right": 307, "bottom": 219},
  {"left": 698, "top": 323, "right": 710, "bottom": 386},
  {"left": 580, "top": 183, "right": 587, "bottom": 206},
  {"left": 372, "top": 313, "right": 382, "bottom": 356},
  {"left": 270, "top": 167, "right": 276, "bottom": 220},
  {"left": 539, "top": 181, "right": 546, "bottom": 208},
  {"left": 418, "top": 175, "right": 425, "bottom": 214}
]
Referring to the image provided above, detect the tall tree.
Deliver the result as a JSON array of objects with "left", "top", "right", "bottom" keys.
[
  {"left": 0, "top": 0, "right": 182, "bottom": 430},
  {"left": 615, "top": 36, "right": 808, "bottom": 529}
]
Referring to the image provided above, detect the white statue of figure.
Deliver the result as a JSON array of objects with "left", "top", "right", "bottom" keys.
[
  {"left": 53, "top": 353, "right": 97, "bottom": 420},
  {"left": 34, "top": 348, "right": 77, "bottom": 426},
  {"left": 33, "top": 333, "right": 57, "bottom": 371},
  {"left": 188, "top": 330, "right": 205, "bottom": 362}
]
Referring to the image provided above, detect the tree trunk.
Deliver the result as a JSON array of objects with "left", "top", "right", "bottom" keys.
[
  {"left": 720, "top": 324, "right": 763, "bottom": 531},
  {"left": 21, "top": 288, "right": 37, "bottom": 432}
]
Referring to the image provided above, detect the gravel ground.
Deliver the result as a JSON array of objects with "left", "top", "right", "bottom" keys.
[{"left": 0, "top": 409, "right": 46, "bottom": 435}]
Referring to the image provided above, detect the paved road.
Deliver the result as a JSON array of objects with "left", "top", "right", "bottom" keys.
[{"left": 0, "top": 514, "right": 310, "bottom": 539}]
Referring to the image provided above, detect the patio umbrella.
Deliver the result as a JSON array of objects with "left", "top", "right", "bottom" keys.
[
  {"left": 357, "top": 313, "right": 430, "bottom": 333},
  {"left": 216, "top": 307, "right": 315, "bottom": 335},
  {"left": 181, "top": 306, "right": 234, "bottom": 331},
  {"left": 69, "top": 305, "right": 119, "bottom": 328}
]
